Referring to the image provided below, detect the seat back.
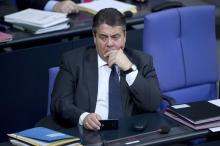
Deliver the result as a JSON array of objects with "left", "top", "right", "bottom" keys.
[
  {"left": 47, "top": 67, "right": 60, "bottom": 115},
  {"left": 143, "top": 5, "right": 219, "bottom": 108}
]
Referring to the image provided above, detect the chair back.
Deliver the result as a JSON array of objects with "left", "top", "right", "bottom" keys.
[
  {"left": 143, "top": 5, "right": 219, "bottom": 108},
  {"left": 47, "top": 67, "right": 60, "bottom": 115}
]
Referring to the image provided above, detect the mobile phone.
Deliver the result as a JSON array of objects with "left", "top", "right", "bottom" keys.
[{"left": 99, "top": 119, "right": 118, "bottom": 130}]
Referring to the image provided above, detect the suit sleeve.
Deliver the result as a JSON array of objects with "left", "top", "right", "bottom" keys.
[
  {"left": 51, "top": 54, "right": 84, "bottom": 127},
  {"left": 16, "top": 0, "right": 81, "bottom": 10},
  {"left": 129, "top": 55, "right": 161, "bottom": 112}
]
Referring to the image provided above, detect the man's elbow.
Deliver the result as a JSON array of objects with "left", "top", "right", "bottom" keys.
[{"left": 145, "top": 94, "right": 162, "bottom": 112}]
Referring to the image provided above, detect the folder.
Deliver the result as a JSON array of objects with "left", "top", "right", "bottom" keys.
[
  {"left": 164, "top": 99, "right": 220, "bottom": 130},
  {"left": 4, "top": 8, "right": 68, "bottom": 28},
  {"left": 77, "top": 0, "right": 137, "bottom": 15},
  {"left": 7, "top": 127, "right": 81, "bottom": 146},
  {"left": 12, "top": 22, "right": 70, "bottom": 34},
  {"left": 4, "top": 8, "right": 70, "bottom": 34}
]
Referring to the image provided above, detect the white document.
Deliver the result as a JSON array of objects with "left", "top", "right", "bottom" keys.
[
  {"left": 172, "top": 104, "right": 190, "bottom": 109},
  {"left": 10, "top": 139, "right": 82, "bottom": 146},
  {"left": 10, "top": 139, "right": 29, "bottom": 146},
  {"left": 4, "top": 8, "right": 68, "bottom": 28},
  {"left": 208, "top": 99, "right": 220, "bottom": 107},
  {"left": 209, "top": 126, "right": 220, "bottom": 132},
  {"left": 32, "top": 23, "right": 70, "bottom": 34},
  {"left": 78, "top": 0, "right": 137, "bottom": 15},
  {"left": 12, "top": 22, "right": 70, "bottom": 34},
  {"left": 8, "top": 133, "right": 81, "bottom": 146}
]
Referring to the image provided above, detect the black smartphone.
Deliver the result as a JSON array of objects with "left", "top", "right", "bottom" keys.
[{"left": 99, "top": 119, "right": 118, "bottom": 130}]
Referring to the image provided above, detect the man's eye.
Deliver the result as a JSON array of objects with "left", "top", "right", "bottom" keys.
[
  {"left": 112, "top": 35, "right": 120, "bottom": 40},
  {"left": 100, "top": 36, "right": 107, "bottom": 41}
]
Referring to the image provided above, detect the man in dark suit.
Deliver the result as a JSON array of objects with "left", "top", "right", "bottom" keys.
[{"left": 51, "top": 8, "right": 161, "bottom": 131}]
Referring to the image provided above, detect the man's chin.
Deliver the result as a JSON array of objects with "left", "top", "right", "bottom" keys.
[{"left": 100, "top": 55, "right": 108, "bottom": 62}]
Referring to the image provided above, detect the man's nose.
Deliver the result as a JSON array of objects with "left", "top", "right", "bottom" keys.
[{"left": 107, "top": 38, "right": 114, "bottom": 47}]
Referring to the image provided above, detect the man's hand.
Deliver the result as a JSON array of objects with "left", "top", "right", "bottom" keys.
[
  {"left": 53, "top": 0, "right": 79, "bottom": 14},
  {"left": 83, "top": 113, "right": 102, "bottom": 131},
  {"left": 104, "top": 49, "right": 132, "bottom": 71}
]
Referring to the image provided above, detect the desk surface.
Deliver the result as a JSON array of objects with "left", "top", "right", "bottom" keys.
[
  {"left": 75, "top": 113, "right": 210, "bottom": 146},
  {"left": 0, "top": 0, "right": 219, "bottom": 51},
  {"left": 1, "top": 113, "right": 214, "bottom": 146}
]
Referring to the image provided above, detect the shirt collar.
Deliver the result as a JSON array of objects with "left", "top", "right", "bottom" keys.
[
  {"left": 98, "top": 55, "right": 107, "bottom": 68},
  {"left": 97, "top": 54, "right": 120, "bottom": 75}
]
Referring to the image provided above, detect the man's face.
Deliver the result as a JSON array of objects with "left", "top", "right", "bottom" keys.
[{"left": 93, "top": 23, "right": 126, "bottom": 61}]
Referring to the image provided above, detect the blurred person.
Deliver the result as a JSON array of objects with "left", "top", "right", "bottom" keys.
[
  {"left": 16, "top": 0, "right": 147, "bottom": 14},
  {"left": 16, "top": 0, "right": 81, "bottom": 14}
]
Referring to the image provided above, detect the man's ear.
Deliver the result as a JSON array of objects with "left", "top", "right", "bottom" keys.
[
  {"left": 124, "top": 31, "right": 127, "bottom": 44},
  {"left": 93, "top": 32, "right": 96, "bottom": 44}
]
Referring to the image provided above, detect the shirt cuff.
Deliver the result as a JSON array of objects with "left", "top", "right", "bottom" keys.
[
  {"left": 44, "top": 0, "right": 59, "bottom": 11},
  {"left": 79, "top": 112, "right": 90, "bottom": 125},
  {"left": 125, "top": 70, "right": 138, "bottom": 86}
]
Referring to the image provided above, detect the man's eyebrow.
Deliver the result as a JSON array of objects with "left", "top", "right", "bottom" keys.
[
  {"left": 97, "top": 32, "right": 121, "bottom": 37},
  {"left": 111, "top": 33, "right": 120, "bottom": 37},
  {"left": 98, "top": 33, "right": 108, "bottom": 37}
]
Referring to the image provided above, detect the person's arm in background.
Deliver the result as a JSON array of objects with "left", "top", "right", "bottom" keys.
[
  {"left": 49, "top": 0, "right": 79, "bottom": 14},
  {"left": 16, "top": 0, "right": 80, "bottom": 14},
  {"left": 51, "top": 0, "right": 147, "bottom": 14}
]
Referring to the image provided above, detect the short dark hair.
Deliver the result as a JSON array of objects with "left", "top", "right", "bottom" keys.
[{"left": 92, "top": 8, "right": 126, "bottom": 33}]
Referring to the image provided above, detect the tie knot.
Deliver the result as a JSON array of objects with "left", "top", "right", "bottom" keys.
[{"left": 111, "top": 65, "right": 117, "bottom": 74}]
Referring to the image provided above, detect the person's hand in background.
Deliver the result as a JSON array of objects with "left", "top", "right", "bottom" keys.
[{"left": 53, "top": 0, "right": 79, "bottom": 14}]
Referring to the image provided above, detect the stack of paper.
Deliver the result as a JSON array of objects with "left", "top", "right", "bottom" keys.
[
  {"left": 78, "top": 0, "right": 137, "bottom": 15},
  {"left": 4, "top": 8, "right": 70, "bottom": 34},
  {"left": 164, "top": 99, "right": 220, "bottom": 130},
  {"left": 8, "top": 127, "right": 81, "bottom": 146}
]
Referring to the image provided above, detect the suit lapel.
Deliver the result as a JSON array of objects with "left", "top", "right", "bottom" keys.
[{"left": 84, "top": 48, "right": 98, "bottom": 112}]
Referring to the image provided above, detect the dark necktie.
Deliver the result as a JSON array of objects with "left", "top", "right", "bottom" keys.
[{"left": 108, "top": 66, "right": 122, "bottom": 119}]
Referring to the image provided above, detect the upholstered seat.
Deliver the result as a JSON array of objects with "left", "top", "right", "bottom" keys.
[{"left": 143, "top": 5, "right": 219, "bottom": 109}]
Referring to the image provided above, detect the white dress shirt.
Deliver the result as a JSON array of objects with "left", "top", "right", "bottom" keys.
[
  {"left": 44, "top": 0, "right": 59, "bottom": 11},
  {"left": 79, "top": 55, "right": 138, "bottom": 125}
]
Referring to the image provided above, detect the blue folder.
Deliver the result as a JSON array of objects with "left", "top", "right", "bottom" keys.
[{"left": 16, "top": 127, "right": 74, "bottom": 142}]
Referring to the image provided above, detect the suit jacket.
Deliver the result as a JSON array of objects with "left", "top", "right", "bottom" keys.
[
  {"left": 16, "top": 0, "right": 81, "bottom": 10},
  {"left": 51, "top": 46, "right": 161, "bottom": 126}
]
